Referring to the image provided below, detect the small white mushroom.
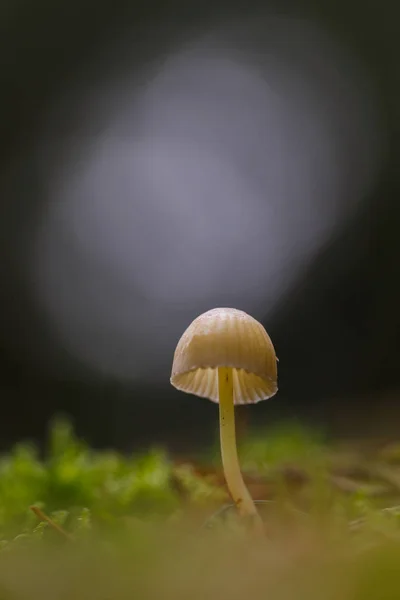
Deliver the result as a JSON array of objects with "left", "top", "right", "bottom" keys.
[{"left": 170, "top": 307, "right": 278, "bottom": 534}]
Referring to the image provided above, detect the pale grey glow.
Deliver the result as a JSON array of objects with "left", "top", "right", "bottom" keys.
[{"left": 27, "top": 15, "right": 383, "bottom": 381}]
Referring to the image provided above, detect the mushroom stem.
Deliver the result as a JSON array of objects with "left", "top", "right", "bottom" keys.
[{"left": 218, "top": 367, "right": 264, "bottom": 535}]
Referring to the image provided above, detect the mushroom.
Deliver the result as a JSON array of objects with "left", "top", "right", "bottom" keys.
[{"left": 170, "top": 307, "right": 278, "bottom": 533}]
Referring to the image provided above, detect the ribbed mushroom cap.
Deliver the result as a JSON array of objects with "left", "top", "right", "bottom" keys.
[{"left": 170, "top": 308, "right": 278, "bottom": 404}]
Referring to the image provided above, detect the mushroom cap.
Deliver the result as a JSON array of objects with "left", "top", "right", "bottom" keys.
[{"left": 170, "top": 307, "right": 278, "bottom": 404}]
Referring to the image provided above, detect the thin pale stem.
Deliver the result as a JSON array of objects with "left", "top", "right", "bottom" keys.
[{"left": 218, "top": 367, "right": 264, "bottom": 535}]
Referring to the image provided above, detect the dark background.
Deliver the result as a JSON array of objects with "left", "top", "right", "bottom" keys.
[{"left": 0, "top": 0, "right": 399, "bottom": 454}]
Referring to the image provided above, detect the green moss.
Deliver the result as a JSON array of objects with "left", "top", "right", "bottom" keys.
[{"left": 0, "top": 418, "right": 400, "bottom": 599}]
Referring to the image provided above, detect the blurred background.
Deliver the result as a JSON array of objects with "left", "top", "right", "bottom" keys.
[{"left": 0, "top": 0, "right": 399, "bottom": 454}]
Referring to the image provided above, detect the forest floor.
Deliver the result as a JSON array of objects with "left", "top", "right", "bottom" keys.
[{"left": 1, "top": 419, "right": 400, "bottom": 599}]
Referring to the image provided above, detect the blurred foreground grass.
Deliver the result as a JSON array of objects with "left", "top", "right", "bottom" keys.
[{"left": 2, "top": 419, "right": 400, "bottom": 599}]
